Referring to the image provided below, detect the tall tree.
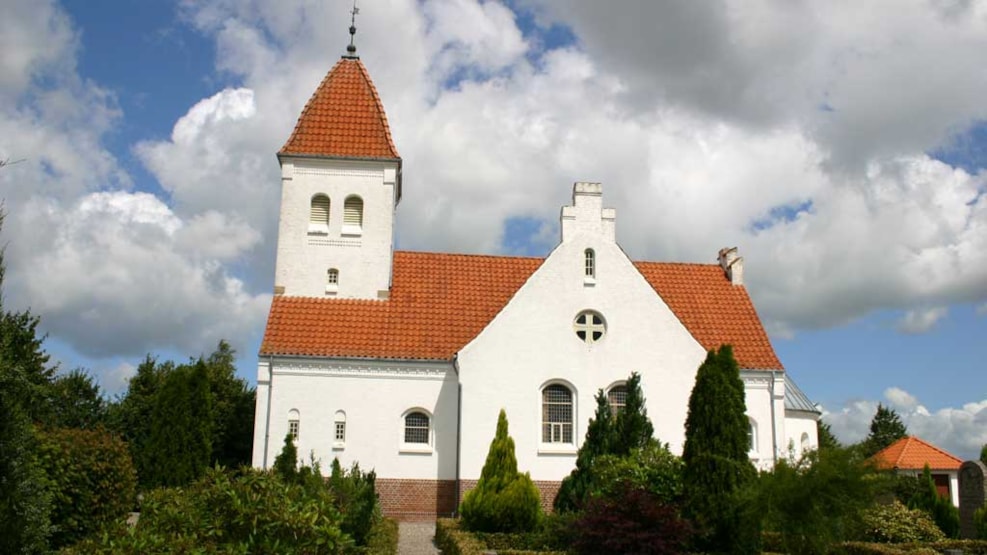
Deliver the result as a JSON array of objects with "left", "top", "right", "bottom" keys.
[
  {"left": 682, "top": 346, "right": 759, "bottom": 554},
  {"left": 863, "top": 403, "right": 907, "bottom": 457},
  {"left": 143, "top": 360, "right": 213, "bottom": 487},
  {"left": 612, "top": 372, "right": 654, "bottom": 456},
  {"left": 108, "top": 355, "right": 168, "bottom": 488},
  {"left": 49, "top": 368, "right": 106, "bottom": 429},
  {"left": 204, "top": 341, "right": 255, "bottom": 468}
]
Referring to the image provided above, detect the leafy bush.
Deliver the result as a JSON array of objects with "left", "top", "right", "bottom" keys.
[
  {"left": 460, "top": 410, "right": 542, "bottom": 533},
  {"left": 571, "top": 486, "right": 691, "bottom": 555},
  {"left": 588, "top": 442, "right": 683, "bottom": 504},
  {"left": 64, "top": 466, "right": 350, "bottom": 553},
  {"left": 857, "top": 500, "right": 945, "bottom": 543},
  {"left": 38, "top": 427, "right": 137, "bottom": 549},
  {"left": 348, "top": 517, "right": 398, "bottom": 555},
  {"left": 328, "top": 458, "right": 380, "bottom": 545},
  {"left": 755, "top": 447, "right": 881, "bottom": 554}
]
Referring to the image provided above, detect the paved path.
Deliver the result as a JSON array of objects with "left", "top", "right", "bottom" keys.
[{"left": 397, "top": 522, "right": 440, "bottom": 555}]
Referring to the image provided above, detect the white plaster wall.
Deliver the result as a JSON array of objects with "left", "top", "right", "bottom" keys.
[
  {"left": 251, "top": 360, "right": 272, "bottom": 468},
  {"left": 742, "top": 372, "right": 786, "bottom": 470},
  {"left": 458, "top": 185, "right": 710, "bottom": 481},
  {"left": 783, "top": 411, "right": 820, "bottom": 460},
  {"left": 254, "top": 357, "right": 458, "bottom": 480},
  {"left": 274, "top": 157, "right": 398, "bottom": 299}
]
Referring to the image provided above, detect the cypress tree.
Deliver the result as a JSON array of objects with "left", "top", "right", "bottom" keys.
[
  {"left": 682, "top": 345, "right": 759, "bottom": 554},
  {"left": 554, "top": 389, "right": 614, "bottom": 512},
  {"left": 144, "top": 361, "right": 213, "bottom": 487},
  {"left": 273, "top": 432, "right": 299, "bottom": 481},
  {"left": 612, "top": 372, "right": 654, "bottom": 456},
  {"left": 460, "top": 409, "right": 541, "bottom": 532}
]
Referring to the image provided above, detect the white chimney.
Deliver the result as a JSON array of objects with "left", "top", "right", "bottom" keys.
[{"left": 718, "top": 247, "right": 744, "bottom": 286}]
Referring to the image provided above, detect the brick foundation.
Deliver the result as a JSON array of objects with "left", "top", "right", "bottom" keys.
[
  {"left": 375, "top": 478, "right": 564, "bottom": 520},
  {"left": 375, "top": 479, "right": 457, "bottom": 521}
]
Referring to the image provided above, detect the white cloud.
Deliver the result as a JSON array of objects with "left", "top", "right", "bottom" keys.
[
  {"left": 823, "top": 388, "right": 987, "bottom": 460},
  {"left": 896, "top": 307, "right": 949, "bottom": 334}
]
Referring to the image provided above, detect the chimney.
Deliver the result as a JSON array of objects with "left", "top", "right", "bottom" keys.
[{"left": 718, "top": 247, "right": 743, "bottom": 286}]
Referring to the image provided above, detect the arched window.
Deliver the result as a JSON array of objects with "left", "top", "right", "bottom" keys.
[
  {"left": 404, "top": 411, "right": 430, "bottom": 444},
  {"left": 288, "top": 409, "right": 300, "bottom": 441},
  {"left": 343, "top": 195, "right": 363, "bottom": 232},
  {"left": 309, "top": 194, "right": 330, "bottom": 234},
  {"left": 747, "top": 418, "right": 757, "bottom": 452},
  {"left": 326, "top": 268, "right": 339, "bottom": 293},
  {"left": 584, "top": 248, "right": 595, "bottom": 279},
  {"left": 607, "top": 384, "right": 627, "bottom": 416},
  {"left": 334, "top": 410, "right": 346, "bottom": 446},
  {"left": 542, "top": 384, "right": 574, "bottom": 443},
  {"left": 800, "top": 432, "right": 810, "bottom": 454}
]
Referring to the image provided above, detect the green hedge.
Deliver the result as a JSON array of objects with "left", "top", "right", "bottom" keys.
[
  {"left": 435, "top": 519, "right": 487, "bottom": 555},
  {"left": 346, "top": 517, "right": 398, "bottom": 555},
  {"left": 835, "top": 540, "right": 987, "bottom": 554}
]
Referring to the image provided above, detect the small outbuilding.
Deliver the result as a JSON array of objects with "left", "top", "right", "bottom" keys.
[{"left": 871, "top": 436, "right": 962, "bottom": 507}]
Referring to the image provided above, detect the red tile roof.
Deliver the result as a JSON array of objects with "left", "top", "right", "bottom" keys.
[
  {"left": 261, "top": 251, "right": 784, "bottom": 370},
  {"left": 870, "top": 436, "right": 963, "bottom": 471},
  {"left": 280, "top": 57, "right": 400, "bottom": 160}
]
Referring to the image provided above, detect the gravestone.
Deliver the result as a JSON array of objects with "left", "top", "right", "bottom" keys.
[{"left": 959, "top": 460, "right": 987, "bottom": 539}]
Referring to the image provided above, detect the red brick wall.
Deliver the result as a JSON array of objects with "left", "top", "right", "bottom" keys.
[{"left": 375, "top": 479, "right": 457, "bottom": 521}]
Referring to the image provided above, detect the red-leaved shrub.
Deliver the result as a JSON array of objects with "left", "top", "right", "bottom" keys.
[{"left": 572, "top": 487, "right": 692, "bottom": 555}]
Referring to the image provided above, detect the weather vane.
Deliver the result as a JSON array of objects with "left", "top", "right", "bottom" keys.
[{"left": 346, "top": 0, "right": 359, "bottom": 57}]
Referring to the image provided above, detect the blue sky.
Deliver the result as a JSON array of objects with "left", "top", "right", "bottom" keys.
[{"left": 2, "top": 0, "right": 986, "bottom": 459}]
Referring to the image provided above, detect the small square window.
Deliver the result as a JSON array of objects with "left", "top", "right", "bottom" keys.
[
  {"left": 288, "top": 419, "right": 299, "bottom": 440},
  {"left": 335, "top": 421, "right": 346, "bottom": 442}
]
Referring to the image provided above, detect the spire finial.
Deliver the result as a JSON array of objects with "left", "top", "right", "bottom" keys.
[{"left": 345, "top": 0, "right": 359, "bottom": 58}]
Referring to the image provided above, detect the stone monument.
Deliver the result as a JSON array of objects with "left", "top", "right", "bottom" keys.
[{"left": 959, "top": 460, "right": 987, "bottom": 539}]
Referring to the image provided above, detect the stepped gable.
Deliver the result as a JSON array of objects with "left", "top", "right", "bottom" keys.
[
  {"left": 634, "top": 262, "right": 783, "bottom": 370},
  {"left": 280, "top": 57, "right": 400, "bottom": 160},
  {"left": 261, "top": 251, "right": 784, "bottom": 370},
  {"left": 871, "top": 436, "right": 963, "bottom": 471}
]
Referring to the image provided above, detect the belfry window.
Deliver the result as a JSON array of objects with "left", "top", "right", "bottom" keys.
[
  {"left": 343, "top": 195, "right": 363, "bottom": 234},
  {"left": 309, "top": 194, "right": 330, "bottom": 234},
  {"left": 584, "top": 249, "right": 595, "bottom": 278},
  {"left": 334, "top": 411, "right": 346, "bottom": 447},
  {"left": 574, "top": 311, "right": 606, "bottom": 344}
]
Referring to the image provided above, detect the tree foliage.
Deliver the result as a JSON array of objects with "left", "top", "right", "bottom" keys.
[
  {"left": 273, "top": 432, "right": 299, "bottom": 480},
  {"left": 755, "top": 447, "right": 881, "bottom": 554},
  {"left": 817, "top": 419, "right": 841, "bottom": 451},
  {"left": 460, "top": 409, "right": 542, "bottom": 533},
  {"left": 37, "top": 427, "right": 137, "bottom": 549},
  {"left": 49, "top": 368, "right": 106, "bottom": 429},
  {"left": 857, "top": 499, "right": 945, "bottom": 543},
  {"left": 587, "top": 442, "right": 683, "bottom": 504},
  {"left": 328, "top": 458, "right": 380, "bottom": 545},
  {"left": 980, "top": 443, "right": 987, "bottom": 466},
  {"left": 682, "top": 345, "right": 760, "bottom": 554},
  {"left": 863, "top": 403, "right": 907, "bottom": 457},
  {"left": 907, "top": 464, "right": 960, "bottom": 538},
  {"left": 555, "top": 372, "right": 655, "bottom": 512},
  {"left": 572, "top": 486, "right": 692, "bottom": 555}
]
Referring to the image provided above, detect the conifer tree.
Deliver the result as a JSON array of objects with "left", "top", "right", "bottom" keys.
[
  {"left": 612, "top": 372, "right": 654, "bottom": 456},
  {"left": 144, "top": 361, "right": 213, "bottom": 487},
  {"left": 979, "top": 444, "right": 986, "bottom": 466},
  {"left": 863, "top": 403, "right": 907, "bottom": 457},
  {"left": 554, "top": 389, "right": 614, "bottom": 512},
  {"left": 460, "top": 409, "right": 541, "bottom": 532},
  {"left": 682, "top": 345, "right": 759, "bottom": 554},
  {"left": 817, "top": 420, "right": 841, "bottom": 452},
  {"left": 273, "top": 432, "right": 299, "bottom": 480}
]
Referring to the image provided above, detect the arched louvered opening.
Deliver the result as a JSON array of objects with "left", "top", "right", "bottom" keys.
[
  {"left": 343, "top": 195, "right": 363, "bottom": 232},
  {"left": 310, "top": 194, "right": 330, "bottom": 232}
]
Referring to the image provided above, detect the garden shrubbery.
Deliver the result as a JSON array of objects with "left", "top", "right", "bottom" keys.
[
  {"left": 37, "top": 427, "right": 137, "bottom": 549},
  {"left": 571, "top": 485, "right": 691, "bottom": 555},
  {"left": 857, "top": 500, "right": 946, "bottom": 543},
  {"left": 460, "top": 409, "right": 542, "bottom": 533}
]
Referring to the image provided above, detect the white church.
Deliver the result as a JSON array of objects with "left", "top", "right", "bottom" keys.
[{"left": 251, "top": 42, "right": 820, "bottom": 520}]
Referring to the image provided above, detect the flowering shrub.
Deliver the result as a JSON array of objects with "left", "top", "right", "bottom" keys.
[{"left": 858, "top": 500, "right": 945, "bottom": 543}]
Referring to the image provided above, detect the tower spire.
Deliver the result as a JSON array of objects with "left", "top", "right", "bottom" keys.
[{"left": 345, "top": 0, "right": 359, "bottom": 58}]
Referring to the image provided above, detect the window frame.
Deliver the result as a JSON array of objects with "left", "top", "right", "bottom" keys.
[
  {"left": 333, "top": 410, "right": 346, "bottom": 449},
  {"left": 573, "top": 310, "right": 607, "bottom": 344},
  {"left": 606, "top": 383, "right": 628, "bottom": 417},
  {"left": 584, "top": 248, "right": 596, "bottom": 284},
  {"left": 288, "top": 409, "right": 300, "bottom": 441},
  {"left": 399, "top": 408, "right": 433, "bottom": 454},
  {"left": 539, "top": 381, "right": 577, "bottom": 454},
  {"left": 747, "top": 417, "right": 758, "bottom": 454},
  {"left": 326, "top": 268, "right": 339, "bottom": 294}
]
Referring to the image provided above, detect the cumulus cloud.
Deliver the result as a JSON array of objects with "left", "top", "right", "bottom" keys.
[{"left": 823, "top": 388, "right": 987, "bottom": 460}]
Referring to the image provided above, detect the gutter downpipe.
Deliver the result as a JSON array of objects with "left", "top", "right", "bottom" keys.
[
  {"left": 453, "top": 354, "right": 462, "bottom": 518},
  {"left": 770, "top": 370, "right": 779, "bottom": 465},
  {"left": 262, "top": 355, "right": 274, "bottom": 469}
]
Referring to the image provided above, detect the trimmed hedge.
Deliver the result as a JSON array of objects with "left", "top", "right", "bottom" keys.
[
  {"left": 347, "top": 517, "right": 398, "bottom": 555},
  {"left": 435, "top": 518, "right": 487, "bottom": 555},
  {"left": 835, "top": 540, "right": 987, "bottom": 554}
]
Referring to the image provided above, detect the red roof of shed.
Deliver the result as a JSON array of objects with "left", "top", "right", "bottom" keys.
[{"left": 871, "top": 436, "right": 963, "bottom": 471}]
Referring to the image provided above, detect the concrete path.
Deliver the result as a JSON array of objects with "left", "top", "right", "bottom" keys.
[{"left": 397, "top": 522, "right": 440, "bottom": 554}]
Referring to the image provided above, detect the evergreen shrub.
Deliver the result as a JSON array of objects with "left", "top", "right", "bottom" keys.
[
  {"left": 460, "top": 409, "right": 542, "bottom": 533},
  {"left": 328, "top": 458, "right": 380, "bottom": 545},
  {"left": 38, "top": 427, "right": 137, "bottom": 549},
  {"left": 976, "top": 505, "right": 987, "bottom": 539},
  {"left": 587, "top": 442, "right": 683, "bottom": 504},
  {"left": 273, "top": 431, "right": 299, "bottom": 479},
  {"left": 906, "top": 465, "right": 959, "bottom": 538},
  {"left": 857, "top": 500, "right": 945, "bottom": 543}
]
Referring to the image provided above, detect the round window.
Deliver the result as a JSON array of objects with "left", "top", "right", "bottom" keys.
[{"left": 574, "top": 310, "right": 606, "bottom": 344}]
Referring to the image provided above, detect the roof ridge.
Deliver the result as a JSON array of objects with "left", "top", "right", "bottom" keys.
[{"left": 394, "top": 249, "right": 545, "bottom": 262}]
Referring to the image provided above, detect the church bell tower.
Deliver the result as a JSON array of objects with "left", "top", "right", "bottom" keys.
[{"left": 272, "top": 26, "right": 401, "bottom": 300}]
